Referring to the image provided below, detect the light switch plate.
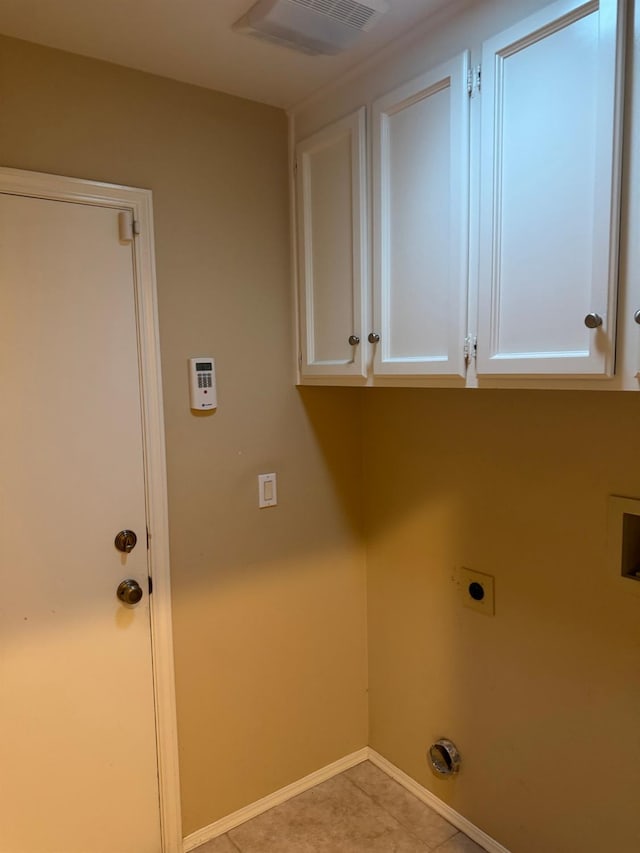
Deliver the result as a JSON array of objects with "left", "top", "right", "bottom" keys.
[
  {"left": 258, "top": 473, "right": 277, "bottom": 508},
  {"left": 458, "top": 567, "right": 495, "bottom": 616}
]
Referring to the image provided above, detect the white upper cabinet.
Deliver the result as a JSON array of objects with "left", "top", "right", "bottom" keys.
[
  {"left": 296, "top": 108, "right": 367, "bottom": 379},
  {"left": 372, "top": 53, "right": 470, "bottom": 378},
  {"left": 476, "top": 0, "right": 625, "bottom": 377},
  {"left": 292, "top": 0, "right": 631, "bottom": 389}
]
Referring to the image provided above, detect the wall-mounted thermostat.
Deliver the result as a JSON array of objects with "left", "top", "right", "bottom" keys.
[{"left": 189, "top": 357, "right": 217, "bottom": 411}]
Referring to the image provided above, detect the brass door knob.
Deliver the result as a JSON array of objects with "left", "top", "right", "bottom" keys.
[
  {"left": 117, "top": 579, "right": 143, "bottom": 605},
  {"left": 584, "top": 313, "right": 603, "bottom": 329},
  {"left": 114, "top": 530, "right": 137, "bottom": 553},
  {"left": 368, "top": 332, "right": 380, "bottom": 344},
  {"left": 348, "top": 335, "right": 360, "bottom": 346}
]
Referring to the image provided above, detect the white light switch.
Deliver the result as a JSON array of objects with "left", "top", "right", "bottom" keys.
[{"left": 258, "top": 473, "right": 277, "bottom": 508}]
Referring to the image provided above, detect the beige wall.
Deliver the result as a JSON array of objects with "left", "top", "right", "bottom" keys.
[
  {"left": 364, "top": 388, "right": 640, "bottom": 853},
  {"left": 0, "top": 37, "right": 368, "bottom": 835},
  {"left": 5, "top": 10, "right": 640, "bottom": 851}
]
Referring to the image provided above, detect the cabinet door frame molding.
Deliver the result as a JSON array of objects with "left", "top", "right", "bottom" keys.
[
  {"left": 295, "top": 107, "right": 368, "bottom": 379},
  {"left": 372, "top": 51, "right": 471, "bottom": 379},
  {"left": 475, "top": 0, "right": 626, "bottom": 378}
]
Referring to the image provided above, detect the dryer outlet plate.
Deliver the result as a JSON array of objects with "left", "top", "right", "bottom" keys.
[{"left": 459, "top": 567, "right": 495, "bottom": 616}]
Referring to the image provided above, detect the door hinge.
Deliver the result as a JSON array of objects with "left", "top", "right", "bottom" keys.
[
  {"left": 148, "top": 576, "right": 153, "bottom": 595},
  {"left": 294, "top": 159, "right": 298, "bottom": 177},
  {"left": 464, "top": 335, "right": 477, "bottom": 364},
  {"left": 468, "top": 64, "right": 481, "bottom": 97},
  {"left": 146, "top": 526, "right": 151, "bottom": 549},
  {"left": 118, "top": 210, "right": 140, "bottom": 241}
]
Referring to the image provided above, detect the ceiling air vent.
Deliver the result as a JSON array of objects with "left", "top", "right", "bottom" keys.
[{"left": 233, "top": 0, "right": 389, "bottom": 56}]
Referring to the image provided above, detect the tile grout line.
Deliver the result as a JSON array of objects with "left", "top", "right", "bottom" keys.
[
  {"left": 430, "top": 831, "right": 464, "bottom": 852},
  {"left": 323, "top": 771, "right": 419, "bottom": 847},
  {"left": 224, "top": 833, "right": 244, "bottom": 853},
  {"left": 341, "top": 768, "right": 453, "bottom": 852}
]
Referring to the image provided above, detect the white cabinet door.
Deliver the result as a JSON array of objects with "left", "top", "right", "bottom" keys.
[
  {"left": 477, "top": 0, "right": 625, "bottom": 377},
  {"left": 296, "top": 108, "right": 367, "bottom": 378},
  {"left": 372, "top": 52, "right": 470, "bottom": 378}
]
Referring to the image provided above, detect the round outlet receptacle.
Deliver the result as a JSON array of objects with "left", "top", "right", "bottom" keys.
[{"left": 468, "top": 581, "right": 484, "bottom": 601}]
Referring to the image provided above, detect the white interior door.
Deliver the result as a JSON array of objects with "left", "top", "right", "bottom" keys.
[
  {"left": 476, "top": 0, "right": 625, "bottom": 377},
  {"left": 296, "top": 108, "right": 368, "bottom": 379},
  {"left": 372, "top": 52, "right": 470, "bottom": 378},
  {"left": 0, "top": 192, "right": 162, "bottom": 852}
]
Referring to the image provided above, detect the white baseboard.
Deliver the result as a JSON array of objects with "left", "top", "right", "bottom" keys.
[
  {"left": 183, "top": 746, "right": 511, "bottom": 853},
  {"left": 182, "top": 747, "right": 369, "bottom": 851},
  {"left": 367, "top": 749, "right": 511, "bottom": 853}
]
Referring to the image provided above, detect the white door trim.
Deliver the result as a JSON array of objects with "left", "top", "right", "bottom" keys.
[{"left": 0, "top": 166, "right": 182, "bottom": 853}]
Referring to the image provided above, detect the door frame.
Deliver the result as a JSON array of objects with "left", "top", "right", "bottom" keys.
[{"left": 0, "top": 166, "right": 182, "bottom": 853}]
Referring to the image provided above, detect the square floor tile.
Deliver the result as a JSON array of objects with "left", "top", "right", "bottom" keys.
[
  {"left": 227, "top": 774, "right": 433, "bottom": 852},
  {"left": 345, "top": 762, "right": 458, "bottom": 848}
]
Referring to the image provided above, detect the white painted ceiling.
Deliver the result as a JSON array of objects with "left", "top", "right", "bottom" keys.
[{"left": 0, "top": 0, "right": 456, "bottom": 109}]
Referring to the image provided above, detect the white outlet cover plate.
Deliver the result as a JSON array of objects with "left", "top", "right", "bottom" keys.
[{"left": 458, "top": 567, "right": 495, "bottom": 616}]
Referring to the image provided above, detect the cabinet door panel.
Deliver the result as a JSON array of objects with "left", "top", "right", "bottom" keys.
[
  {"left": 373, "top": 52, "right": 470, "bottom": 377},
  {"left": 477, "top": 0, "right": 625, "bottom": 377},
  {"left": 296, "top": 109, "right": 367, "bottom": 378}
]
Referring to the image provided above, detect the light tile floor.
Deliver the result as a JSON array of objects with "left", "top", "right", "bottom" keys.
[{"left": 195, "top": 761, "right": 486, "bottom": 853}]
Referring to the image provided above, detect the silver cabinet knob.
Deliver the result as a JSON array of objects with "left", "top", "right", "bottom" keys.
[
  {"left": 348, "top": 335, "right": 360, "bottom": 346},
  {"left": 584, "top": 313, "right": 603, "bottom": 329},
  {"left": 368, "top": 332, "right": 380, "bottom": 344},
  {"left": 634, "top": 310, "right": 640, "bottom": 325}
]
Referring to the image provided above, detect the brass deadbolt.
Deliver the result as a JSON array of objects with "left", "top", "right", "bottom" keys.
[{"left": 114, "top": 530, "right": 137, "bottom": 553}]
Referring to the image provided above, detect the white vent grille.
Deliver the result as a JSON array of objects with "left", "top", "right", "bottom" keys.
[
  {"left": 290, "top": 0, "right": 376, "bottom": 31},
  {"left": 233, "top": 0, "right": 388, "bottom": 55}
]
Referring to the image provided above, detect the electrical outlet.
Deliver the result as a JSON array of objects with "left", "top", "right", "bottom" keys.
[{"left": 458, "top": 567, "right": 495, "bottom": 616}]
